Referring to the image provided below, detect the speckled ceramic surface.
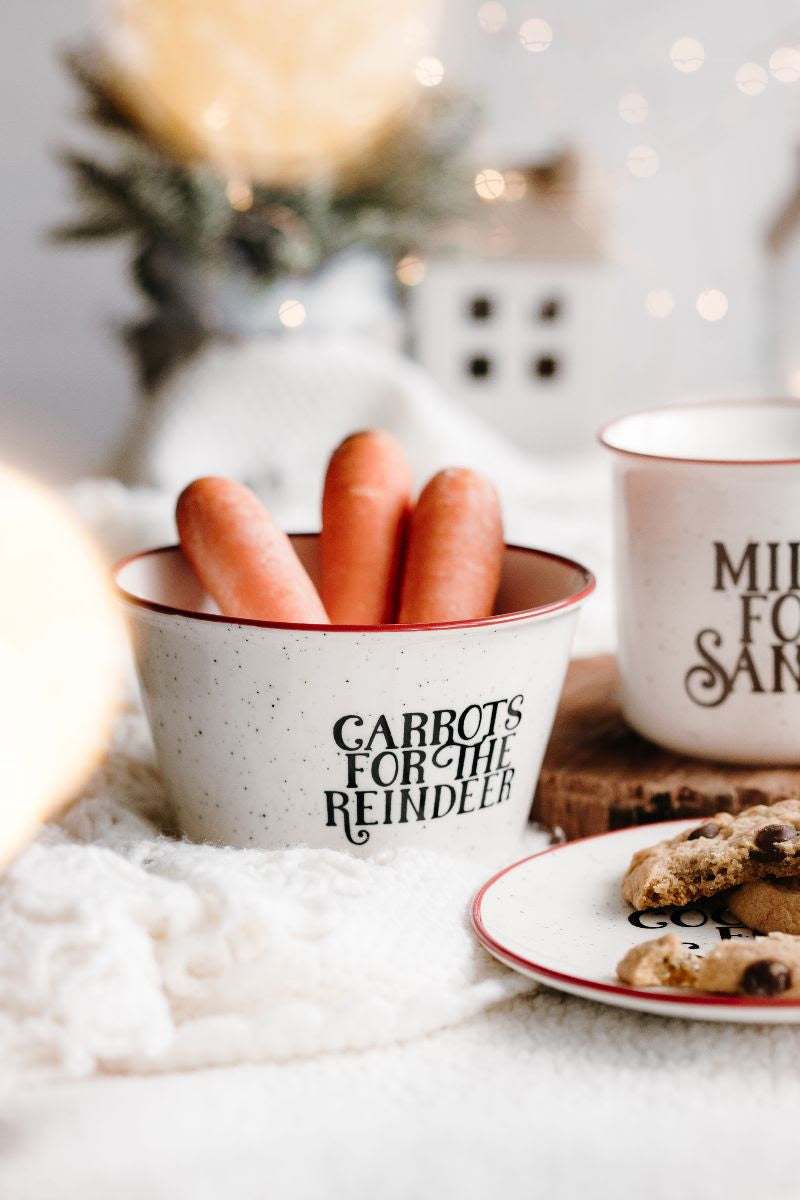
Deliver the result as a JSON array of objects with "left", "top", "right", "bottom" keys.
[
  {"left": 114, "top": 537, "right": 593, "bottom": 857},
  {"left": 601, "top": 400, "right": 800, "bottom": 764},
  {"left": 473, "top": 819, "right": 800, "bottom": 1023}
]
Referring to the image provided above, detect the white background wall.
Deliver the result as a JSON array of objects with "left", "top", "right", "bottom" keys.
[{"left": 3, "top": 0, "right": 800, "bottom": 479}]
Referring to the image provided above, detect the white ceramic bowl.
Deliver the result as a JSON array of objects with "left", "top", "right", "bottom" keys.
[
  {"left": 601, "top": 398, "right": 800, "bottom": 764},
  {"left": 114, "top": 537, "right": 594, "bottom": 858}
]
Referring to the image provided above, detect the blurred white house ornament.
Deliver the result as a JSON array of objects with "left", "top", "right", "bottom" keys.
[
  {"left": 408, "top": 150, "right": 616, "bottom": 453},
  {"left": 0, "top": 466, "right": 121, "bottom": 866}
]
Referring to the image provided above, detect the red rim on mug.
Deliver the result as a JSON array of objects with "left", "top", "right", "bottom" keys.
[{"left": 112, "top": 539, "right": 596, "bottom": 634}]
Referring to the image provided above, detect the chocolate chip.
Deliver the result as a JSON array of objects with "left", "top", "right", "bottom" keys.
[
  {"left": 754, "top": 823, "right": 799, "bottom": 861},
  {"left": 688, "top": 821, "right": 720, "bottom": 841},
  {"left": 741, "top": 959, "right": 792, "bottom": 997}
]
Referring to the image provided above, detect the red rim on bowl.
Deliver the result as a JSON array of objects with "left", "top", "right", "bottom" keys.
[
  {"left": 112, "top": 538, "right": 596, "bottom": 634},
  {"left": 598, "top": 397, "right": 800, "bottom": 468},
  {"left": 472, "top": 822, "right": 800, "bottom": 1010}
]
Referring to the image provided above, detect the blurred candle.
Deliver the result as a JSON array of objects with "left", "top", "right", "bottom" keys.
[{"left": 0, "top": 465, "right": 122, "bottom": 866}]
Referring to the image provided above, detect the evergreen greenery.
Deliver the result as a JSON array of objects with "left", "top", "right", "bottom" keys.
[{"left": 55, "top": 50, "right": 478, "bottom": 387}]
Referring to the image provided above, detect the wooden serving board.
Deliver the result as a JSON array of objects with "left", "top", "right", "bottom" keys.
[{"left": 532, "top": 655, "right": 800, "bottom": 841}]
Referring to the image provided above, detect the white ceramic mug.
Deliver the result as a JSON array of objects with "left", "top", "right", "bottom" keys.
[
  {"left": 600, "top": 399, "right": 800, "bottom": 764},
  {"left": 114, "top": 537, "right": 594, "bottom": 859}
]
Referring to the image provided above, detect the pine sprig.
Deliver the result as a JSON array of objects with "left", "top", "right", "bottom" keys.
[{"left": 55, "top": 49, "right": 479, "bottom": 386}]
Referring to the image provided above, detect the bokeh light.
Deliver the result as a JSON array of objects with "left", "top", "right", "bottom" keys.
[
  {"left": 395, "top": 254, "right": 426, "bottom": 285},
  {"left": 478, "top": 2, "right": 507, "bottom": 33},
  {"left": 735, "top": 62, "right": 768, "bottom": 95},
  {"left": 645, "top": 288, "right": 675, "bottom": 318},
  {"left": 618, "top": 92, "right": 649, "bottom": 124},
  {"left": 415, "top": 56, "right": 444, "bottom": 86},
  {"left": 626, "top": 145, "right": 659, "bottom": 177},
  {"left": 502, "top": 169, "right": 528, "bottom": 201},
  {"left": 225, "top": 179, "right": 254, "bottom": 211},
  {"left": 202, "top": 101, "right": 230, "bottom": 130},
  {"left": 475, "top": 168, "right": 506, "bottom": 200},
  {"left": 519, "top": 18, "right": 553, "bottom": 53},
  {"left": 788, "top": 369, "right": 800, "bottom": 398},
  {"left": 769, "top": 46, "right": 800, "bottom": 83},
  {"left": 0, "top": 466, "right": 122, "bottom": 866},
  {"left": 278, "top": 299, "right": 307, "bottom": 328},
  {"left": 696, "top": 289, "right": 728, "bottom": 321},
  {"left": 670, "top": 37, "right": 705, "bottom": 72}
]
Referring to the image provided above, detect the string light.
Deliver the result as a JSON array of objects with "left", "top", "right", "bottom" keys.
[
  {"left": 696, "top": 289, "right": 728, "bottom": 321},
  {"left": 502, "top": 170, "right": 527, "bottom": 200},
  {"left": 735, "top": 62, "right": 768, "bottom": 95},
  {"left": 769, "top": 46, "right": 800, "bottom": 83},
  {"left": 478, "top": 2, "right": 507, "bottom": 33},
  {"left": 618, "top": 92, "right": 649, "bottom": 124},
  {"left": 670, "top": 37, "right": 705, "bottom": 73},
  {"left": 415, "top": 56, "right": 444, "bottom": 87},
  {"left": 474, "top": 168, "right": 506, "bottom": 200},
  {"left": 626, "top": 145, "right": 659, "bottom": 178},
  {"left": 519, "top": 18, "right": 553, "bottom": 53},
  {"left": 202, "top": 101, "right": 229, "bottom": 130},
  {"left": 395, "top": 254, "right": 426, "bottom": 285},
  {"left": 645, "top": 288, "right": 675, "bottom": 318},
  {"left": 225, "top": 179, "right": 254, "bottom": 211},
  {"left": 278, "top": 299, "right": 306, "bottom": 328}
]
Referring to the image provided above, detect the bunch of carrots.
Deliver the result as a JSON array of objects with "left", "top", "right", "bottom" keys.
[{"left": 176, "top": 430, "right": 504, "bottom": 626}]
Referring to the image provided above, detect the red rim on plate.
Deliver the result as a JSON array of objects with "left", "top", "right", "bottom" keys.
[
  {"left": 598, "top": 397, "right": 800, "bottom": 468},
  {"left": 472, "top": 822, "right": 800, "bottom": 1010},
  {"left": 112, "top": 539, "right": 596, "bottom": 635}
]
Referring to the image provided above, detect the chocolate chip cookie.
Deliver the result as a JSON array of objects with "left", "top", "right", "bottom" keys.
[
  {"left": 696, "top": 932, "right": 800, "bottom": 998},
  {"left": 621, "top": 800, "right": 800, "bottom": 911},
  {"left": 616, "top": 932, "right": 800, "bottom": 998},
  {"left": 729, "top": 876, "right": 800, "bottom": 936},
  {"left": 616, "top": 933, "right": 699, "bottom": 987}
]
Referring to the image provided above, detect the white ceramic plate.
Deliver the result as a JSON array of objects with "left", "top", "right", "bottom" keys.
[{"left": 472, "top": 820, "right": 800, "bottom": 1023}]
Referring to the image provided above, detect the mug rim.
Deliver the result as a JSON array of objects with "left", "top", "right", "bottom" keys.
[
  {"left": 598, "top": 397, "right": 800, "bottom": 467},
  {"left": 112, "top": 539, "right": 596, "bottom": 634}
]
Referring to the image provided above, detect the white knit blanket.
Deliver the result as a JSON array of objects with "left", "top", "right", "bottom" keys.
[{"left": 0, "top": 461, "right": 609, "bottom": 1081}]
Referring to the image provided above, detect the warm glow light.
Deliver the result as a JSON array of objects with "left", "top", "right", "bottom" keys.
[
  {"left": 670, "top": 37, "right": 705, "bottom": 72},
  {"left": 645, "top": 288, "right": 675, "bottom": 318},
  {"left": 519, "top": 18, "right": 553, "bottom": 53},
  {"left": 0, "top": 466, "right": 121, "bottom": 866},
  {"left": 474, "top": 167, "right": 506, "bottom": 200},
  {"left": 278, "top": 299, "right": 307, "bottom": 328},
  {"left": 769, "top": 46, "right": 800, "bottom": 83},
  {"left": 502, "top": 170, "right": 527, "bottom": 201},
  {"left": 478, "top": 2, "right": 507, "bottom": 33},
  {"left": 788, "top": 369, "right": 800, "bottom": 397},
  {"left": 626, "top": 144, "right": 659, "bottom": 177},
  {"left": 618, "top": 92, "right": 649, "bottom": 124},
  {"left": 202, "top": 101, "right": 230, "bottom": 130},
  {"left": 696, "top": 289, "right": 728, "bottom": 321},
  {"left": 395, "top": 254, "right": 426, "bottom": 285},
  {"left": 415, "top": 55, "right": 444, "bottom": 86},
  {"left": 226, "top": 179, "right": 254, "bottom": 211},
  {"left": 99, "top": 0, "right": 436, "bottom": 187},
  {"left": 735, "top": 62, "right": 768, "bottom": 95}
]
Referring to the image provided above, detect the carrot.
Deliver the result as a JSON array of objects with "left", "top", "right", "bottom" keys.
[
  {"left": 320, "top": 431, "right": 412, "bottom": 624},
  {"left": 397, "top": 468, "right": 503, "bottom": 624},
  {"left": 176, "top": 477, "right": 329, "bottom": 623}
]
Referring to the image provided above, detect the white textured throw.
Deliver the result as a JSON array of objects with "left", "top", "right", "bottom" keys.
[{"left": 2, "top": 442, "right": 609, "bottom": 1081}]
